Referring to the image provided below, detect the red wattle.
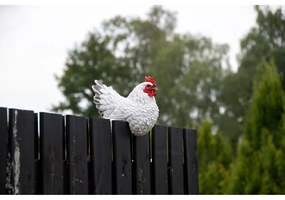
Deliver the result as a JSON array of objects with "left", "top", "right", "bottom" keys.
[{"left": 143, "top": 87, "right": 156, "bottom": 97}]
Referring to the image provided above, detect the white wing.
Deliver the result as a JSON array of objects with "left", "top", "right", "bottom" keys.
[{"left": 92, "top": 80, "right": 133, "bottom": 121}]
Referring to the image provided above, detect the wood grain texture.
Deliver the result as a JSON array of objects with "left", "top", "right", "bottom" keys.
[
  {"left": 152, "top": 125, "right": 168, "bottom": 194},
  {"left": 89, "top": 118, "right": 112, "bottom": 194}
]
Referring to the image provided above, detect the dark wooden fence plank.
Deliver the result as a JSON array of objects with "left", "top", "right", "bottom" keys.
[
  {"left": 34, "top": 114, "right": 39, "bottom": 160},
  {"left": 112, "top": 121, "right": 132, "bottom": 194},
  {"left": 40, "top": 112, "right": 64, "bottom": 194},
  {"left": 134, "top": 134, "right": 151, "bottom": 194},
  {"left": 152, "top": 125, "right": 168, "bottom": 194},
  {"left": 8, "top": 109, "right": 35, "bottom": 194},
  {"left": 168, "top": 127, "right": 184, "bottom": 194},
  {"left": 0, "top": 107, "right": 8, "bottom": 194},
  {"left": 66, "top": 115, "right": 88, "bottom": 194},
  {"left": 184, "top": 129, "right": 199, "bottom": 194},
  {"left": 34, "top": 114, "right": 40, "bottom": 194},
  {"left": 89, "top": 118, "right": 112, "bottom": 194}
]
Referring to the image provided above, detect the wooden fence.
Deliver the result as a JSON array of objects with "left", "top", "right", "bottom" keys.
[{"left": 0, "top": 107, "right": 198, "bottom": 194}]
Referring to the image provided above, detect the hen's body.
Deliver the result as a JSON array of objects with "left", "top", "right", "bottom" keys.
[{"left": 92, "top": 78, "right": 159, "bottom": 136}]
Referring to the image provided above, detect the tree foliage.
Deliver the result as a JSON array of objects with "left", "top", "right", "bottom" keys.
[
  {"left": 198, "top": 119, "right": 232, "bottom": 194},
  {"left": 226, "top": 62, "right": 285, "bottom": 194},
  {"left": 52, "top": 6, "right": 230, "bottom": 130},
  {"left": 220, "top": 6, "right": 285, "bottom": 148}
]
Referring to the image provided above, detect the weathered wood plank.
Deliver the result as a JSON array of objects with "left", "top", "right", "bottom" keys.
[
  {"left": 152, "top": 125, "right": 168, "bottom": 194},
  {"left": 0, "top": 107, "right": 8, "bottom": 194},
  {"left": 34, "top": 114, "right": 40, "bottom": 194},
  {"left": 8, "top": 109, "right": 35, "bottom": 194},
  {"left": 89, "top": 118, "right": 112, "bottom": 194},
  {"left": 40, "top": 112, "right": 64, "bottom": 194},
  {"left": 133, "top": 134, "right": 151, "bottom": 194},
  {"left": 168, "top": 127, "right": 184, "bottom": 194},
  {"left": 34, "top": 114, "right": 39, "bottom": 160},
  {"left": 112, "top": 120, "right": 132, "bottom": 194},
  {"left": 66, "top": 115, "right": 88, "bottom": 194},
  {"left": 184, "top": 129, "right": 199, "bottom": 194}
]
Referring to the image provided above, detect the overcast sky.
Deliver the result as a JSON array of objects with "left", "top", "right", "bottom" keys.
[{"left": 0, "top": 5, "right": 258, "bottom": 113}]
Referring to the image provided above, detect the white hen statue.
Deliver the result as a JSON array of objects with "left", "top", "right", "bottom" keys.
[{"left": 92, "top": 76, "right": 159, "bottom": 136}]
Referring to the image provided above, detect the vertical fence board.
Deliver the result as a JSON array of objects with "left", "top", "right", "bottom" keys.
[
  {"left": 184, "top": 129, "right": 199, "bottom": 194},
  {"left": 40, "top": 112, "right": 64, "bottom": 194},
  {"left": 8, "top": 109, "right": 35, "bottom": 194},
  {"left": 0, "top": 107, "right": 8, "bottom": 194},
  {"left": 34, "top": 114, "right": 39, "bottom": 160},
  {"left": 134, "top": 134, "right": 151, "bottom": 194},
  {"left": 89, "top": 118, "right": 112, "bottom": 194},
  {"left": 34, "top": 114, "right": 40, "bottom": 194},
  {"left": 66, "top": 115, "right": 88, "bottom": 194},
  {"left": 168, "top": 127, "right": 184, "bottom": 194},
  {"left": 152, "top": 125, "right": 168, "bottom": 194},
  {"left": 112, "top": 121, "right": 132, "bottom": 194}
]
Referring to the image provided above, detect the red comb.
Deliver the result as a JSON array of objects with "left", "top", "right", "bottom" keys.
[{"left": 145, "top": 76, "right": 156, "bottom": 86}]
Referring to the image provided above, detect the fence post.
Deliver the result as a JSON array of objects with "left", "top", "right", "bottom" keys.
[
  {"left": 40, "top": 112, "right": 64, "bottom": 194},
  {"left": 0, "top": 107, "right": 8, "bottom": 194},
  {"left": 112, "top": 121, "right": 132, "bottom": 194},
  {"left": 168, "top": 127, "right": 184, "bottom": 194},
  {"left": 89, "top": 118, "right": 112, "bottom": 194},
  {"left": 8, "top": 109, "right": 36, "bottom": 194},
  {"left": 183, "top": 129, "right": 199, "bottom": 194},
  {"left": 133, "top": 134, "right": 151, "bottom": 194},
  {"left": 66, "top": 115, "right": 88, "bottom": 194},
  {"left": 152, "top": 125, "right": 168, "bottom": 194}
]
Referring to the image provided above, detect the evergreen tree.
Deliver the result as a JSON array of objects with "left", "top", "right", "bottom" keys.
[
  {"left": 226, "top": 61, "right": 285, "bottom": 194},
  {"left": 220, "top": 6, "right": 285, "bottom": 148},
  {"left": 197, "top": 119, "right": 232, "bottom": 194}
]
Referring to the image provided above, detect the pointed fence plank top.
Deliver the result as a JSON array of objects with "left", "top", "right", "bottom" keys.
[{"left": 0, "top": 107, "right": 198, "bottom": 195}]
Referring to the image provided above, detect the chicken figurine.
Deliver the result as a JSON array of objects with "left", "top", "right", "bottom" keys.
[{"left": 92, "top": 76, "right": 159, "bottom": 136}]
